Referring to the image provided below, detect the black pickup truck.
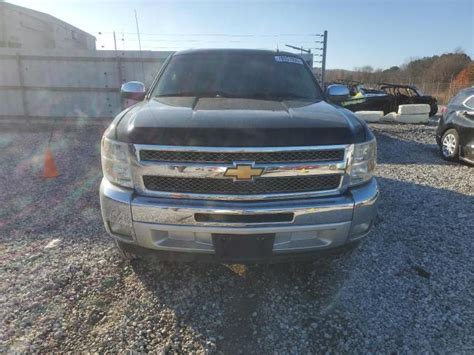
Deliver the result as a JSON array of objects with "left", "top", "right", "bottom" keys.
[{"left": 100, "top": 49, "right": 378, "bottom": 263}]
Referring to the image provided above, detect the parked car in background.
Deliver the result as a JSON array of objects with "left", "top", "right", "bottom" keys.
[
  {"left": 378, "top": 83, "right": 438, "bottom": 117},
  {"left": 334, "top": 81, "right": 438, "bottom": 117},
  {"left": 436, "top": 86, "right": 474, "bottom": 164},
  {"left": 331, "top": 80, "right": 393, "bottom": 114}
]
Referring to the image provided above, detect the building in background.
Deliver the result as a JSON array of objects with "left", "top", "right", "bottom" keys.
[
  {"left": 0, "top": 1, "right": 96, "bottom": 51},
  {"left": 0, "top": 1, "right": 174, "bottom": 119}
]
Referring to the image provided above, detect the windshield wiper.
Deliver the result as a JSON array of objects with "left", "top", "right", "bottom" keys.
[
  {"left": 275, "top": 94, "right": 315, "bottom": 101},
  {"left": 155, "top": 92, "right": 195, "bottom": 98},
  {"left": 155, "top": 91, "right": 233, "bottom": 98},
  {"left": 241, "top": 93, "right": 273, "bottom": 100},
  {"left": 242, "top": 93, "right": 315, "bottom": 101}
]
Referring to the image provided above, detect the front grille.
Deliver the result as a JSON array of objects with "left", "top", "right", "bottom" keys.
[
  {"left": 140, "top": 149, "right": 344, "bottom": 163},
  {"left": 195, "top": 213, "right": 294, "bottom": 223},
  {"left": 143, "top": 174, "right": 341, "bottom": 195}
]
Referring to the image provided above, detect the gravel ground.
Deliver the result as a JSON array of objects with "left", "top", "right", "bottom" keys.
[{"left": 0, "top": 118, "right": 473, "bottom": 353}]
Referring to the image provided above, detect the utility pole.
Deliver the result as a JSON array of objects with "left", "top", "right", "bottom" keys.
[
  {"left": 285, "top": 44, "right": 311, "bottom": 54},
  {"left": 113, "top": 31, "right": 117, "bottom": 52},
  {"left": 321, "top": 30, "right": 328, "bottom": 87},
  {"left": 134, "top": 10, "right": 143, "bottom": 53},
  {"left": 134, "top": 10, "right": 146, "bottom": 81},
  {"left": 284, "top": 44, "right": 313, "bottom": 67}
]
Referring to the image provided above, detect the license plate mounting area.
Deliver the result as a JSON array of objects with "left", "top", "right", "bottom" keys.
[{"left": 212, "top": 233, "right": 275, "bottom": 261}]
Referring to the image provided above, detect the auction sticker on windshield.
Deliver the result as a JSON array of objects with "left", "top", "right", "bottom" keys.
[{"left": 274, "top": 56, "right": 304, "bottom": 64}]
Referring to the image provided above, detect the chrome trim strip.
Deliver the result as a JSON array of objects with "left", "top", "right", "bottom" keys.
[
  {"left": 132, "top": 161, "right": 346, "bottom": 179},
  {"left": 132, "top": 181, "right": 346, "bottom": 201}
]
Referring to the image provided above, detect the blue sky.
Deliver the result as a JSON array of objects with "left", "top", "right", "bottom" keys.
[{"left": 7, "top": 0, "right": 474, "bottom": 70}]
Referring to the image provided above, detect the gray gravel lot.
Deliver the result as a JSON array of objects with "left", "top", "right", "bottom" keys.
[{"left": 0, "top": 118, "right": 473, "bottom": 353}]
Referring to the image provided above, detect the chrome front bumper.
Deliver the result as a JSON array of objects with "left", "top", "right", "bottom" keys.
[{"left": 100, "top": 177, "right": 379, "bottom": 258}]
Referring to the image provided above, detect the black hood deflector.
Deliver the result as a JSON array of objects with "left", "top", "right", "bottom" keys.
[{"left": 114, "top": 97, "right": 367, "bottom": 146}]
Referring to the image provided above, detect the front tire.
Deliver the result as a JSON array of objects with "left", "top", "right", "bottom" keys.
[
  {"left": 115, "top": 240, "right": 138, "bottom": 260},
  {"left": 440, "top": 129, "right": 459, "bottom": 161}
]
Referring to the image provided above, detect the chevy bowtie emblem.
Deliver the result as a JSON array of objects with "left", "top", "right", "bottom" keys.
[{"left": 224, "top": 164, "right": 264, "bottom": 181}]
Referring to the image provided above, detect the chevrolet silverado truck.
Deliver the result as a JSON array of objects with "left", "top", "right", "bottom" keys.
[{"left": 100, "top": 49, "right": 379, "bottom": 263}]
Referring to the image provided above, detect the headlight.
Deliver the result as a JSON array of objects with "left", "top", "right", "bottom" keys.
[
  {"left": 101, "top": 137, "right": 133, "bottom": 188},
  {"left": 349, "top": 139, "right": 377, "bottom": 186}
]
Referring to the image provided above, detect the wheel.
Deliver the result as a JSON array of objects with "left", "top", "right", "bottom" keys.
[
  {"left": 326, "top": 240, "right": 361, "bottom": 260},
  {"left": 114, "top": 239, "right": 138, "bottom": 260},
  {"left": 440, "top": 129, "right": 459, "bottom": 161}
]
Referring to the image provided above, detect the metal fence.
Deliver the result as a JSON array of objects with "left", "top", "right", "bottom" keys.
[{"left": 0, "top": 48, "right": 173, "bottom": 119}]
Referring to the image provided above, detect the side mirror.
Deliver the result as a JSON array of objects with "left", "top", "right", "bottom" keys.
[
  {"left": 326, "top": 84, "right": 349, "bottom": 103},
  {"left": 121, "top": 81, "right": 146, "bottom": 101}
]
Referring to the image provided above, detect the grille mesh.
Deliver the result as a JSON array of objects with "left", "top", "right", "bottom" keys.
[
  {"left": 143, "top": 175, "right": 341, "bottom": 195},
  {"left": 140, "top": 149, "right": 344, "bottom": 163}
]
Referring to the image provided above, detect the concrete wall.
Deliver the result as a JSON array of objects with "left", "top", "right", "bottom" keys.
[{"left": 0, "top": 48, "right": 173, "bottom": 119}]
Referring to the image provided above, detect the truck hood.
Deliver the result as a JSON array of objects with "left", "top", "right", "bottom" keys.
[{"left": 114, "top": 97, "right": 368, "bottom": 146}]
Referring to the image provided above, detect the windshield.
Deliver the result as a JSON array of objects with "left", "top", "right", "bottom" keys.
[{"left": 152, "top": 52, "right": 322, "bottom": 100}]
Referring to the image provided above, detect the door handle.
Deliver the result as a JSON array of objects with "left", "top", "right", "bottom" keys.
[{"left": 462, "top": 111, "right": 474, "bottom": 119}]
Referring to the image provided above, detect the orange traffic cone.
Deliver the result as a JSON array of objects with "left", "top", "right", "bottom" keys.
[{"left": 43, "top": 147, "right": 59, "bottom": 178}]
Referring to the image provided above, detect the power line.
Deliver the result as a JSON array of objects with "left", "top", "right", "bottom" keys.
[
  {"left": 112, "top": 38, "right": 321, "bottom": 45},
  {"left": 96, "top": 31, "right": 323, "bottom": 38},
  {"left": 96, "top": 29, "right": 328, "bottom": 80}
]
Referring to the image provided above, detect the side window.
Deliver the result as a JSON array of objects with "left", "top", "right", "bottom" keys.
[{"left": 463, "top": 95, "right": 474, "bottom": 110}]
